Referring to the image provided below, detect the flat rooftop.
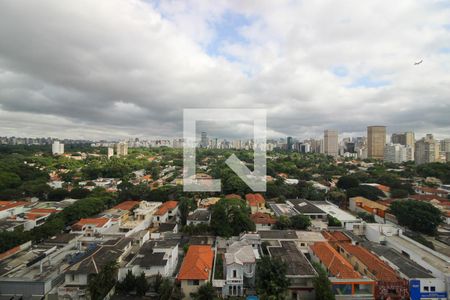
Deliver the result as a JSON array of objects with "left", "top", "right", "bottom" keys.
[
  {"left": 362, "top": 241, "right": 435, "bottom": 279},
  {"left": 268, "top": 203, "right": 297, "bottom": 217},
  {"left": 0, "top": 244, "right": 77, "bottom": 281},
  {"left": 387, "top": 235, "right": 450, "bottom": 275},
  {"left": 268, "top": 241, "right": 316, "bottom": 276},
  {"left": 258, "top": 230, "right": 298, "bottom": 240},
  {"left": 314, "top": 202, "right": 359, "bottom": 222}
]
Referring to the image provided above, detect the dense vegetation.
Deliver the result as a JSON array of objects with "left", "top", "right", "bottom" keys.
[{"left": 389, "top": 200, "right": 443, "bottom": 235}]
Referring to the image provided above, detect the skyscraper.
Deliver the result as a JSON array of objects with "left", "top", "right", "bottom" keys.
[
  {"left": 391, "top": 132, "right": 415, "bottom": 149},
  {"left": 107, "top": 147, "right": 114, "bottom": 159},
  {"left": 116, "top": 142, "right": 128, "bottom": 156},
  {"left": 324, "top": 130, "right": 338, "bottom": 157},
  {"left": 367, "top": 126, "right": 386, "bottom": 160},
  {"left": 200, "top": 131, "right": 208, "bottom": 148},
  {"left": 52, "top": 140, "right": 64, "bottom": 155},
  {"left": 287, "top": 136, "right": 293, "bottom": 151},
  {"left": 415, "top": 134, "right": 440, "bottom": 165},
  {"left": 384, "top": 144, "right": 413, "bottom": 163}
]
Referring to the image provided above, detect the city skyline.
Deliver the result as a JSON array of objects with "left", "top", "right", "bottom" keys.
[{"left": 0, "top": 1, "right": 450, "bottom": 140}]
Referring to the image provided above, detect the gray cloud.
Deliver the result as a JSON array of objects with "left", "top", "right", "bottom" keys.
[{"left": 0, "top": 0, "right": 449, "bottom": 141}]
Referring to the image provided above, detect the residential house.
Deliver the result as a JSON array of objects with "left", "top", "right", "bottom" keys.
[
  {"left": 349, "top": 196, "right": 389, "bottom": 223},
  {"left": 250, "top": 212, "right": 276, "bottom": 231},
  {"left": 127, "top": 239, "right": 179, "bottom": 278},
  {"left": 268, "top": 241, "right": 317, "bottom": 300},
  {"left": 336, "top": 243, "right": 409, "bottom": 299},
  {"left": 60, "top": 237, "right": 132, "bottom": 299},
  {"left": 245, "top": 194, "right": 266, "bottom": 214},
  {"left": 153, "top": 200, "right": 179, "bottom": 226},
  {"left": 187, "top": 209, "right": 211, "bottom": 226},
  {"left": 177, "top": 245, "right": 214, "bottom": 299},
  {"left": 71, "top": 218, "right": 112, "bottom": 237},
  {"left": 362, "top": 241, "right": 448, "bottom": 300},
  {"left": 309, "top": 242, "right": 375, "bottom": 299},
  {"left": 222, "top": 240, "right": 257, "bottom": 297}
]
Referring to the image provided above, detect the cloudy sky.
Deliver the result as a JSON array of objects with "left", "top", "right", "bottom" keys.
[{"left": 0, "top": 0, "right": 449, "bottom": 141}]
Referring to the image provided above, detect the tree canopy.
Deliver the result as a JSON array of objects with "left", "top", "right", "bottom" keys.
[{"left": 390, "top": 200, "right": 443, "bottom": 235}]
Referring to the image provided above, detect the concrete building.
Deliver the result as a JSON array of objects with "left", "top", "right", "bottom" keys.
[
  {"left": 324, "top": 130, "right": 338, "bottom": 157},
  {"left": 116, "top": 142, "right": 128, "bottom": 156},
  {"left": 52, "top": 140, "right": 64, "bottom": 155},
  {"left": 391, "top": 132, "right": 415, "bottom": 149},
  {"left": 384, "top": 143, "right": 414, "bottom": 163},
  {"left": 187, "top": 208, "right": 211, "bottom": 226},
  {"left": 336, "top": 243, "right": 409, "bottom": 299},
  {"left": 269, "top": 241, "right": 317, "bottom": 300},
  {"left": 362, "top": 240, "right": 447, "bottom": 300},
  {"left": 363, "top": 224, "right": 450, "bottom": 299},
  {"left": 152, "top": 201, "right": 179, "bottom": 226},
  {"left": 415, "top": 134, "right": 440, "bottom": 165},
  {"left": 107, "top": 147, "right": 114, "bottom": 159},
  {"left": 200, "top": 131, "right": 208, "bottom": 148},
  {"left": 127, "top": 239, "right": 179, "bottom": 278},
  {"left": 367, "top": 126, "right": 386, "bottom": 160},
  {"left": 309, "top": 242, "right": 375, "bottom": 299},
  {"left": 222, "top": 240, "right": 257, "bottom": 297}
]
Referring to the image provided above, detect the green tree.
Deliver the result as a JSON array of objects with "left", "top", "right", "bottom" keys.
[
  {"left": 390, "top": 189, "right": 408, "bottom": 198},
  {"left": 274, "top": 215, "right": 292, "bottom": 230},
  {"left": 116, "top": 270, "right": 136, "bottom": 295},
  {"left": 88, "top": 261, "right": 118, "bottom": 300},
  {"left": 327, "top": 215, "right": 342, "bottom": 227},
  {"left": 191, "top": 282, "right": 216, "bottom": 300},
  {"left": 210, "top": 199, "right": 255, "bottom": 237},
  {"left": 290, "top": 214, "right": 311, "bottom": 230},
  {"left": 336, "top": 175, "right": 360, "bottom": 189},
  {"left": 135, "top": 272, "right": 149, "bottom": 296},
  {"left": 390, "top": 200, "right": 443, "bottom": 234},
  {"left": 256, "top": 256, "right": 289, "bottom": 300},
  {"left": 47, "top": 188, "right": 69, "bottom": 201},
  {"left": 313, "top": 262, "right": 335, "bottom": 300}
]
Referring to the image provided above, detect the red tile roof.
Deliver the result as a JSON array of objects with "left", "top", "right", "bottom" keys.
[
  {"left": 155, "top": 200, "right": 178, "bottom": 216},
  {"left": 177, "top": 245, "right": 213, "bottom": 280},
  {"left": 245, "top": 193, "right": 265, "bottom": 207},
  {"left": 250, "top": 212, "right": 276, "bottom": 225},
  {"left": 0, "top": 201, "right": 28, "bottom": 212},
  {"left": 310, "top": 242, "right": 361, "bottom": 279},
  {"left": 72, "top": 218, "right": 110, "bottom": 230},
  {"left": 415, "top": 186, "right": 448, "bottom": 195},
  {"left": 113, "top": 200, "right": 140, "bottom": 211},
  {"left": 338, "top": 243, "right": 400, "bottom": 281},
  {"left": 322, "top": 231, "right": 351, "bottom": 243},
  {"left": 225, "top": 194, "right": 242, "bottom": 200},
  {"left": 409, "top": 194, "right": 448, "bottom": 203}
]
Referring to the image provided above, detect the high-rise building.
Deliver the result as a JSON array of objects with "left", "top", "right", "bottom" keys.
[
  {"left": 116, "top": 142, "right": 128, "bottom": 156},
  {"left": 107, "top": 147, "right": 114, "bottom": 159},
  {"left": 287, "top": 136, "right": 293, "bottom": 151},
  {"left": 384, "top": 144, "right": 413, "bottom": 163},
  {"left": 391, "top": 132, "right": 415, "bottom": 149},
  {"left": 200, "top": 132, "right": 208, "bottom": 148},
  {"left": 324, "top": 130, "right": 338, "bottom": 157},
  {"left": 367, "top": 126, "right": 386, "bottom": 160},
  {"left": 415, "top": 134, "right": 440, "bottom": 165},
  {"left": 52, "top": 141, "right": 64, "bottom": 155}
]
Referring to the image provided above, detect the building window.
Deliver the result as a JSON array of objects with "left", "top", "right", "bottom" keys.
[
  {"left": 189, "top": 280, "right": 200, "bottom": 286},
  {"left": 233, "top": 270, "right": 237, "bottom": 278},
  {"left": 430, "top": 286, "right": 436, "bottom": 292},
  {"left": 424, "top": 286, "right": 429, "bottom": 291},
  {"left": 229, "top": 286, "right": 232, "bottom": 295}
]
